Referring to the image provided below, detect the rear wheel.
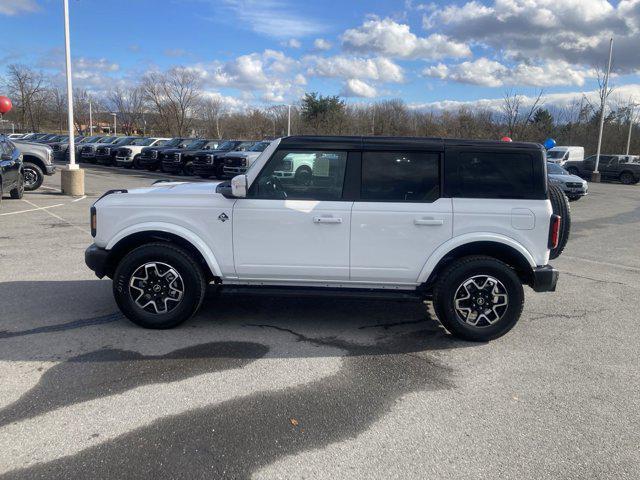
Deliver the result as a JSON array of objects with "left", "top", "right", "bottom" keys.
[
  {"left": 23, "top": 162, "right": 44, "bottom": 191},
  {"left": 620, "top": 171, "right": 635, "bottom": 185},
  {"left": 113, "top": 243, "right": 207, "bottom": 329},
  {"left": 9, "top": 173, "right": 24, "bottom": 199},
  {"left": 433, "top": 256, "right": 524, "bottom": 342},
  {"left": 548, "top": 184, "right": 571, "bottom": 259}
]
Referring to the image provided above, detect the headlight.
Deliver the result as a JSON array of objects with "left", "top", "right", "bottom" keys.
[{"left": 241, "top": 158, "right": 247, "bottom": 166}]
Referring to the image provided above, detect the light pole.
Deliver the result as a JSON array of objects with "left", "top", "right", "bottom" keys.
[
  {"left": 89, "top": 100, "right": 93, "bottom": 136},
  {"left": 111, "top": 113, "right": 117, "bottom": 135},
  {"left": 60, "top": 0, "right": 84, "bottom": 195},
  {"left": 287, "top": 104, "right": 291, "bottom": 136},
  {"left": 593, "top": 37, "right": 613, "bottom": 182},
  {"left": 625, "top": 103, "right": 636, "bottom": 156}
]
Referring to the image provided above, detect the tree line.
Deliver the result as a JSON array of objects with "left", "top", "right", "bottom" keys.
[{"left": 1, "top": 63, "right": 638, "bottom": 155}]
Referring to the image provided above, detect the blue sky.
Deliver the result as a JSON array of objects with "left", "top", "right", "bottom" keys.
[{"left": 1, "top": 0, "right": 640, "bottom": 110}]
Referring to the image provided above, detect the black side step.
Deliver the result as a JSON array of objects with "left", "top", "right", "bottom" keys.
[{"left": 218, "top": 285, "right": 423, "bottom": 302}]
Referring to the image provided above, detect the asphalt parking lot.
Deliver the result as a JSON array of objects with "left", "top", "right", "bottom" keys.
[{"left": 0, "top": 165, "right": 638, "bottom": 479}]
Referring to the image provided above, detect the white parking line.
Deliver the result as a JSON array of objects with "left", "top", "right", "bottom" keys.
[
  {"left": 0, "top": 203, "right": 65, "bottom": 216},
  {"left": 19, "top": 199, "right": 91, "bottom": 235},
  {"left": 71, "top": 195, "right": 87, "bottom": 203},
  {"left": 39, "top": 185, "right": 62, "bottom": 193}
]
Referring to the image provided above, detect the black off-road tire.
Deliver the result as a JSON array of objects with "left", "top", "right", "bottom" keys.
[
  {"left": 620, "top": 171, "right": 635, "bottom": 185},
  {"left": 433, "top": 256, "right": 524, "bottom": 342},
  {"left": 23, "top": 162, "right": 44, "bottom": 191},
  {"left": 184, "top": 161, "right": 195, "bottom": 176},
  {"left": 548, "top": 184, "right": 571, "bottom": 259},
  {"left": 113, "top": 242, "right": 207, "bottom": 329},
  {"left": 133, "top": 155, "right": 143, "bottom": 169},
  {"left": 9, "top": 173, "right": 24, "bottom": 199}
]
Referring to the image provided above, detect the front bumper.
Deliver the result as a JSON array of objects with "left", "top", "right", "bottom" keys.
[
  {"left": 139, "top": 157, "right": 160, "bottom": 168},
  {"left": 162, "top": 162, "right": 183, "bottom": 173},
  {"left": 531, "top": 265, "right": 559, "bottom": 292},
  {"left": 85, "top": 244, "right": 110, "bottom": 278},
  {"left": 45, "top": 164, "right": 56, "bottom": 175},
  {"left": 115, "top": 156, "right": 133, "bottom": 165},
  {"left": 223, "top": 166, "right": 247, "bottom": 177}
]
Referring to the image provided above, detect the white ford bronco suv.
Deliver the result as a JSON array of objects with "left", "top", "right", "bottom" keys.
[{"left": 86, "top": 136, "right": 568, "bottom": 341}]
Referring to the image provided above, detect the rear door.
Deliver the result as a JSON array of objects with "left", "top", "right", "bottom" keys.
[
  {"left": 0, "top": 139, "right": 19, "bottom": 191},
  {"left": 444, "top": 145, "right": 550, "bottom": 267},
  {"left": 350, "top": 149, "right": 452, "bottom": 284}
]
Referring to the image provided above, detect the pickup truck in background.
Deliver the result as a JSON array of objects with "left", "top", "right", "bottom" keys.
[
  {"left": 12, "top": 139, "right": 56, "bottom": 190},
  {"left": 564, "top": 154, "right": 640, "bottom": 185}
]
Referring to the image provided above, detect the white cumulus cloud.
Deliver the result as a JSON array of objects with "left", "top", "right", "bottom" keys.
[{"left": 341, "top": 79, "right": 378, "bottom": 98}]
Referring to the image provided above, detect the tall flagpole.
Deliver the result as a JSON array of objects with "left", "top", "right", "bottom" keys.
[
  {"left": 60, "top": 0, "right": 84, "bottom": 195},
  {"left": 63, "top": 0, "right": 77, "bottom": 169}
]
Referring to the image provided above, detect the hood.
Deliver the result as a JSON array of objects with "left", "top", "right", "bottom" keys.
[
  {"left": 14, "top": 141, "right": 53, "bottom": 154},
  {"left": 549, "top": 173, "right": 585, "bottom": 183},
  {"left": 222, "top": 151, "right": 262, "bottom": 160},
  {"left": 118, "top": 181, "right": 224, "bottom": 197}
]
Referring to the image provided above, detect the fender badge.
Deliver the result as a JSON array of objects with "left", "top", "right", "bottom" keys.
[{"left": 218, "top": 212, "right": 229, "bottom": 222}]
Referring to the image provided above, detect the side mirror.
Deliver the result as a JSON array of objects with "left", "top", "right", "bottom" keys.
[{"left": 231, "top": 174, "right": 248, "bottom": 198}]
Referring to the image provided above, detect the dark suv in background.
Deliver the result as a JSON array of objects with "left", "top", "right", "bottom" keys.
[
  {"left": 0, "top": 135, "right": 24, "bottom": 205},
  {"left": 161, "top": 139, "right": 221, "bottom": 175},
  {"left": 192, "top": 140, "right": 256, "bottom": 178}
]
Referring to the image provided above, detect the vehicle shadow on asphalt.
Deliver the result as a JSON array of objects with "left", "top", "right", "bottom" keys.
[
  {"left": 0, "top": 279, "right": 476, "bottom": 479},
  {"left": 1, "top": 283, "right": 468, "bottom": 480}
]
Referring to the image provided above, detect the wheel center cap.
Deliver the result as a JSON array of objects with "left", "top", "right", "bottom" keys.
[
  {"left": 153, "top": 284, "right": 162, "bottom": 293},
  {"left": 477, "top": 297, "right": 485, "bottom": 305}
]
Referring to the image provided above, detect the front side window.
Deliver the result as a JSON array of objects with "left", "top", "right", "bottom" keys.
[
  {"left": 250, "top": 150, "right": 347, "bottom": 201},
  {"left": 447, "top": 151, "right": 535, "bottom": 199},
  {"left": 361, "top": 151, "right": 440, "bottom": 202}
]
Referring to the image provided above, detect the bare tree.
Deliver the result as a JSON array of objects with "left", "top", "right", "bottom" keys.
[
  {"left": 198, "top": 96, "right": 225, "bottom": 138},
  {"left": 501, "top": 89, "right": 544, "bottom": 139},
  {"left": 142, "top": 68, "right": 202, "bottom": 136},
  {"left": 108, "top": 85, "right": 146, "bottom": 135},
  {"left": 5, "top": 64, "right": 48, "bottom": 131}
]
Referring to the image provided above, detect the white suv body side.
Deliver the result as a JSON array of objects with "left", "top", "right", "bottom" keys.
[
  {"left": 92, "top": 138, "right": 550, "bottom": 289},
  {"left": 87, "top": 136, "right": 561, "bottom": 340}
]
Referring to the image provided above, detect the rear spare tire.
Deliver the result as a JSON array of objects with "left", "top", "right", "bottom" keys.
[{"left": 548, "top": 184, "right": 571, "bottom": 259}]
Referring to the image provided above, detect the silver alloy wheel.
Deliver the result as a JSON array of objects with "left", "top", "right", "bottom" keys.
[
  {"left": 129, "top": 262, "right": 184, "bottom": 314},
  {"left": 23, "top": 167, "right": 38, "bottom": 188},
  {"left": 454, "top": 275, "right": 509, "bottom": 327}
]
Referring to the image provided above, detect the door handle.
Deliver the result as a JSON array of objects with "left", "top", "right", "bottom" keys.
[
  {"left": 313, "top": 216, "right": 342, "bottom": 224},
  {"left": 414, "top": 218, "right": 444, "bottom": 226}
]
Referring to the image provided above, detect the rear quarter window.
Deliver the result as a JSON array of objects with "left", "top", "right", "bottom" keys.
[{"left": 445, "top": 150, "right": 543, "bottom": 199}]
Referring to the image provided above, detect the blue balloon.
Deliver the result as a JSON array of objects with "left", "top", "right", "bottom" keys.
[{"left": 544, "top": 138, "right": 556, "bottom": 150}]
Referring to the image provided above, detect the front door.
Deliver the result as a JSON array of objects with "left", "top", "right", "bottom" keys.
[
  {"left": 350, "top": 150, "right": 453, "bottom": 284},
  {"left": 233, "top": 149, "right": 352, "bottom": 281}
]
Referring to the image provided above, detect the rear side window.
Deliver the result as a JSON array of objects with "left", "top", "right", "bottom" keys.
[
  {"left": 446, "top": 151, "right": 537, "bottom": 199},
  {"left": 361, "top": 151, "right": 440, "bottom": 202}
]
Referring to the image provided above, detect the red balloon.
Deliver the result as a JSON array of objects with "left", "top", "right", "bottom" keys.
[
  {"left": 501, "top": 136, "right": 513, "bottom": 142},
  {"left": 0, "top": 96, "right": 12, "bottom": 115}
]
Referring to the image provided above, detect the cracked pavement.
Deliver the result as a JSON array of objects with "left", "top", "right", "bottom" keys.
[{"left": 0, "top": 165, "right": 638, "bottom": 479}]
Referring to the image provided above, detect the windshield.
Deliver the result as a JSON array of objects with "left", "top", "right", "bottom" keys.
[
  {"left": 129, "top": 138, "right": 153, "bottom": 146},
  {"left": 217, "top": 141, "right": 237, "bottom": 150},
  {"left": 184, "top": 139, "right": 206, "bottom": 149},
  {"left": 81, "top": 136, "right": 101, "bottom": 143},
  {"left": 164, "top": 138, "right": 185, "bottom": 148},
  {"left": 98, "top": 137, "right": 116, "bottom": 143},
  {"left": 546, "top": 150, "right": 565, "bottom": 159},
  {"left": 547, "top": 162, "right": 567, "bottom": 175},
  {"left": 113, "top": 137, "right": 136, "bottom": 145},
  {"left": 249, "top": 141, "right": 270, "bottom": 152}
]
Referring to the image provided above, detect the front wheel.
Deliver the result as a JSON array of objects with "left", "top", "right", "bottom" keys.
[
  {"left": 433, "top": 256, "right": 524, "bottom": 342},
  {"left": 23, "top": 162, "right": 44, "bottom": 191},
  {"left": 113, "top": 243, "right": 207, "bottom": 329}
]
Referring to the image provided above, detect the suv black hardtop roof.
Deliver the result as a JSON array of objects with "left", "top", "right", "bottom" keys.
[{"left": 279, "top": 135, "right": 542, "bottom": 151}]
